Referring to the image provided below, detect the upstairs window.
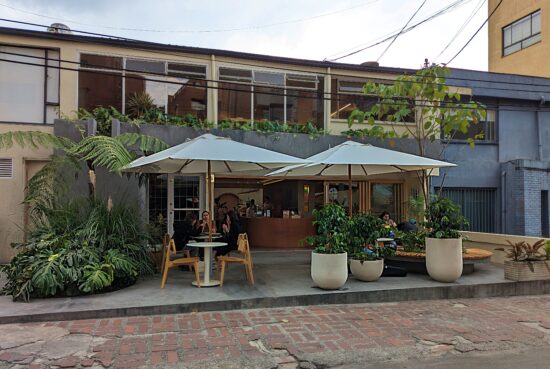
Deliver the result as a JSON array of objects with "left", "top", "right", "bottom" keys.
[
  {"left": 503, "top": 10, "right": 541, "bottom": 56},
  {"left": 443, "top": 109, "right": 497, "bottom": 143}
]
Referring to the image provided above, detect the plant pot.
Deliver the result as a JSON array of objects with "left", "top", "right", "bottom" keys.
[
  {"left": 503, "top": 260, "right": 550, "bottom": 281},
  {"left": 350, "top": 259, "right": 384, "bottom": 282},
  {"left": 311, "top": 251, "right": 348, "bottom": 290},
  {"left": 425, "top": 237, "right": 463, "bottom": 282}
]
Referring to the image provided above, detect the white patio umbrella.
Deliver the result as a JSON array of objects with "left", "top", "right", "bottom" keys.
[
  {"left": 123, "top": 133, "right": 309, "bottom": 240},
  {"left": 268, "top": 140, "right": 456, "bottom": 215}
]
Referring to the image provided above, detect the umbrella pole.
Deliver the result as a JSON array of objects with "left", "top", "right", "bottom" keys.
[
  {"left": 348, "top": 164, "right": 352, "bottom": 216},
  {"left": 207, "top": 160, "right": 213, "bottom": 242}
]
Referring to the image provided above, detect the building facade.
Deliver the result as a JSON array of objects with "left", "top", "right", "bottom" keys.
[
  {"left": 488, "top": 0, "right": 549, "bottom": 77},
  {"left": 1, "top": 26, "right": 550, "bottom": 262}
]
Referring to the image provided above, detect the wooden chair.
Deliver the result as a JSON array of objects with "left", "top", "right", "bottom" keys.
[
  {"left": 160, "top": 238, "right": 201, "bottom": 288},
  {"left": 160, "top": 233, "right": 193, "bottom": 275},
  {"left": 217, "top": 233, "right": 254, "bottom": 287}
]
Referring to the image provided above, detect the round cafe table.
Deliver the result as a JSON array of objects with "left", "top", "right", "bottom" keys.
[{"left": 186, "top": 241, "right": 227, "bottom": 287}]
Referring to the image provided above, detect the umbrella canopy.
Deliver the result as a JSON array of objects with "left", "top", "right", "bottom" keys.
[
  {"left": 123, "top": 133, "right": 309, "bottom": 242},
  {"left": 124, "top": 133, "right": 308, "bottom": 174},
  {"left": 268, "top": 140, "right": 456, "bottom": 214}
]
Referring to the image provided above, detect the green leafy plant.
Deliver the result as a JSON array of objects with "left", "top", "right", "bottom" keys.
[
  {"left": 353, "top": 243, "right": 396, "bottom": 262},
  {"left": 347, "top": 212, "right": 385, "bottom": 256},
  {"left": 0, "top": 198, "right": 152, "bottom": 302},
  {"left": 399, "top": 230, "right": 427, "bottom": 252},
  {"left": 424, "top": 196, "right": 468, "bottom": 239},
  {"left": 496, "top": 239, "right": 549, "bottom": 273},
  {"left": 127, "top": 92, "right": 156, "bottom": 118},
  {"left": 306, "top": 203, "right": 348, "bottom": 254}
]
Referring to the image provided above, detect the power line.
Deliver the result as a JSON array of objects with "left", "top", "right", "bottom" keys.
[
  {"left": 376, "top": 0, "right": 427, "bottom": 63},
  {"left": 326, "top": 0, "right": 470, "bottom": 62},
  {"left": 434, "top": 0, "right": 486, "bottom": 62},
  {"left": 3, "top": 17, "right": 550, "bottom": 92},
  {"left": 3, "top": 48, "right": 550, "bottom": 100},
  {"left": 0, "top": 0, "right": 381, "bottom": 33},
  {"left": 1, "top": 55, "right": 549, "bottom": 114},
  {"left": 446, "top": 0, "right": 503, "bottom": 65}
]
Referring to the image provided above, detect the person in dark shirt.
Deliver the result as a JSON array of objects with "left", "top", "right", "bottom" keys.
[{"left": 217, "top": 210, "right": 240, "bottom": 257}]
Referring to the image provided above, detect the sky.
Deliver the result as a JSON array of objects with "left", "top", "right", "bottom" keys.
[{"left": 0, "top": 0, "right": 489, "bottom": 71}]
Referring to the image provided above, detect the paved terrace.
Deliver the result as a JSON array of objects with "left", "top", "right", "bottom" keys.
[{"left": 1, "top": 251, "right": 549, "bottom": 324}]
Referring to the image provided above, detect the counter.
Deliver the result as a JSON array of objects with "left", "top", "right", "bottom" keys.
[{"left": 242, "top": 217, "right": 315, "bottom": 249}]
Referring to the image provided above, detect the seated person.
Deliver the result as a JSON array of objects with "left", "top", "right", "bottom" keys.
[
  {"left": 216, "top": 210, "right": 240, "bottom": 257},
  {"left": 397, "top": 219, "right": 418, "bottom": 232},
  {"left": 195, "top": 210, "right": 217, "bottom": 234},
  {"left": 380, "top": 211, "right": 397, "bottom": 228}
]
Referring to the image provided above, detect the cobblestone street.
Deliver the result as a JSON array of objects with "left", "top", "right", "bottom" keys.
[{"left": 1, "top": 295, "right": 550, "bottom": 368}]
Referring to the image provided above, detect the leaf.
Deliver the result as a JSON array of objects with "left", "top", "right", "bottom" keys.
[
  {"left": 115, "top": 133, "right": 169, "bottom": 155},
  {"left": 0, "top": 131, "right": 74, "bottom": 151},
  {"left": 69, "top": 135, "right": 134, "bottom": 173}
]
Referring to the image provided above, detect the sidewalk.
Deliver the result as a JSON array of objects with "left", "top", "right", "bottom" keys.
[{"left": 1, "top": 295, "right": 549, "bottom": 368}]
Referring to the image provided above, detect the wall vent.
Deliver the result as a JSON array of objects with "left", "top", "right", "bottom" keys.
[{"left": 0, "top": 158, "right": 13, "bottom": 178}]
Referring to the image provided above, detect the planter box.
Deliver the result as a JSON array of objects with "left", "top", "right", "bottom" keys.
[{"left": 504, "top": 260, "right": 550, "bottom": 281}]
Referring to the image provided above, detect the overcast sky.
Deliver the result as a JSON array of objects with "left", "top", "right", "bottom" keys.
[{"left": 0, "top": 0, "right": 489, "bottom": 71}]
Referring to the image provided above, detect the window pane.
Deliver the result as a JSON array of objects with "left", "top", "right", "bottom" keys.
[
  {"left": 532, "top": 11, "right": 541, "bottom": 33},
  {"left": 126, "top": 59, "right": 165, "bottom": 74},
  {"left": 218, "top": 82, "right": 252, "bottom": 121},
  {"left": 167, "top": 63, "right": 206, "bottom": 78},
  {"left": 286, "top": 77, "right": 324, "bottom": 128},
  {"left": 504, "top": 43, "right": 521, "bottom": 55},
  {"left": 254, "top": 86, "right": 284, "bottom": 121},
  {"left": 370, "top": 183, "right": 402, "bottom": 222},
  {"left": 124, "top": 73, "right": 166, "bottom": 113},
  {"left": 148, "top": 174, "right": 168, "bottom": 223},
  {"left": 79, "top": 70, "right": 122, "bottom": 111},
  {"left": 0, "top": 46, "right": 45, "bottom": 123},
  {"left": 503, "top": 26, "right": 512, "bottom": 47},
  {"left": 328, "top": 182, "right": 359, "bottom": 215},
  {"left": 46, "top": 50, "right": 60, "bottom": 104},
  {"left": 286, "top": 74, "right": 317, "bottom": 89},
  {"left": 511, "top": 18, "right": 530, "bottom": 43},
  {"left": 522, "top": 33, "right": 541, "bottom": 48},
  {"left": 81, "top": 54, "right": 122, "bottom": 70},
  {"left": 219, "top": 67, "right": 252, "bottom": 82},
  {"left": 167, "top": 77, "right": 207, "bottom": 119},
  {"left": 254, "top": 71, "right": 284, "bottom": 86}
]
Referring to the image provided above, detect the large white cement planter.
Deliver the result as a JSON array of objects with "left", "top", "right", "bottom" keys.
[
  {"left": 311, "top": 252, "right": 348, "bottom": 290},
  {"left": 350, "top": 259, "right": 384, "bottom": 282},
  {"left": 425, "top": 237, "right": 463, "bottom": 283}
]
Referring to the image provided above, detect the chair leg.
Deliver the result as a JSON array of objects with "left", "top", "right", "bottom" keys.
[
  {"left": 160, "top": 264, "right": 169, "bottom": 289},
  {"left": 193, "top": 261, "right": 201, "bottom": 288},
  {"left": 220, "top": 261, "right": 226, "bottom": 287},
  {"left": 247, "top": 262, "right": 255, "bottom": 286},
  {"left": 215, "top": 256, "right": 221, "bottom": 279},
  {"left": 244, "top": 262, "right": 250, "bottom": 282},
  {"left": 184, "top": 250, "right": 193, "bottom": 272}
]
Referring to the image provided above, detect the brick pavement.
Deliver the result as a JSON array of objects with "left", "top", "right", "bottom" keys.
[{"left": 1, "top": 295, "right": 550, "bottom": 368}]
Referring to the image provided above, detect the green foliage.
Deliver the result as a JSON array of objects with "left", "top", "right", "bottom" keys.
[
  {"left": 115, "top": 133, "right": 170, "bottom": 155},
  {"left": 77, "top": 106, "right": 128, "bottom": 136},
  {"left": 127, "top": 92, "right": 156, "bottom": 118},
  {"left": 0, "top": 198, "right": 153, "bottom": 302},
  {"left": 347, "top": 212, "right": 385, "bottom": 255},
  {"left": 424, "top": 196, "right": 468, "bottom": 239},
  {"left": 219, "top": 120, "right": 326, "bottom": 138},
  {"left": 0, "top": 130, "right": 74, "bottom": 151},
  {"left": 408, "top": 195, "right": 425, "bottom": 223},
  {"left": 353, "top": 243, "right": 395, "bottom": 262},
  {"left": 69, "top": 135, "right": 134, "bottom": 173},
  {"left": 307, "top": 203, "right": 348, "bottom": 254},
  {"left": 398, "top": 230, "right": 427, "bottom": 252}
]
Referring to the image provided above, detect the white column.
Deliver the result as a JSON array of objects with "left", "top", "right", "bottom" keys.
[{"left": 324, "top": 67, "right": 331, "bottom": 132}]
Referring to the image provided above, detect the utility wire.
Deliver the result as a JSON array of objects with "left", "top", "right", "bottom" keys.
[
  {"left": 0, "top": 1, "right": 381, "bottom": 33},
  {"left": 446, "top": 0, "right": 503, "bottom": 65},
  {"left": 434, "top": 0, "right": 486, "bottom": 62},
  {"left": 3, "top": 48, "right": 550, "bottom": 99},
  {"left": 1, "top": 55, "right": 548, "bottom": 113},
  {"left": 4, "top": 16, "right": 550, "bottom": 91},
  {"left": 3, "top": 16, "right": 550, "bottom": 91},
  {"left": 376, "top": 0, "right": 427, "bottom": 63},
  {"left": 326, "top": 0, "right": 469, "bottom": 61}
]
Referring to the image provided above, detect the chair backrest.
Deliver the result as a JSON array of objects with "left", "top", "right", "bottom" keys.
[{"left": 237, "top": 233, "right": 251, "bottom": 261}]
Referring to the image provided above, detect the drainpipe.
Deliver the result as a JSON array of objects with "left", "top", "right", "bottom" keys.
[
  {"left": 501, "top": 170, "right": 506, "bottom": 234},
  {"left": 537, "top": 110, "right": 543, "bottom": 160}
]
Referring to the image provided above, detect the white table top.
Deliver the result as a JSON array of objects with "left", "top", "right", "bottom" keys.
[{"left": 187, "top": 242, "right": 227, "bottom": 248}]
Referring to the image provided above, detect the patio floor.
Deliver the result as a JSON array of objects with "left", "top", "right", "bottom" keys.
[{"left": 1, "top": 250, "right": 549, "bottom": 324}]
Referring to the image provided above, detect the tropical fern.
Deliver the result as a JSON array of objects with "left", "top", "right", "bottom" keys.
[
  {"left": 0, "top": 131, "right": 74, "bottom": 151},
  {"left": 69, "top": 135, "right": 135, "bottom": 173},
  {"left": 79, "top": 262, "right": 114, "bottom": 293},
  {"left": 115, "top": 132, "right": 170, "bottom": 154}
]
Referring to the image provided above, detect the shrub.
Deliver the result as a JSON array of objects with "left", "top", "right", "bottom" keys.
[
  {"left": 306, "top": 203, "right": 348, "bottom": 254},
  {"left": 424, "top": 196, "right": 468, "bottom": 239},
  {"left": 0, "top": 198, "right": 153, "bottom": 302}
]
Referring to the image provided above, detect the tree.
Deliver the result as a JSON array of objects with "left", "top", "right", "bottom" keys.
[
  {"left": 347, "top": 65, "right": 485, "bottom": 204},
  {"left": 0, "top": 122, "right": 168, "bottom": 217}
]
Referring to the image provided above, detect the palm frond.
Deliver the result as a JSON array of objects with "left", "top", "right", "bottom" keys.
[
  {"left": 115, "top": 133, "right": 169, "bottom": 154},
  {"left": 69, "top": 135, "right": 135, "bottom": 173},
  {"left": 0, "top": 131, "right": 74, "bottom": 151}
]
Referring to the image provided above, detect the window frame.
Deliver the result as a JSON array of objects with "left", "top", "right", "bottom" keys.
[
  {"left": 0, "top": 44, "right": 60, "bottom": 125},
  {"left": 441, "top": 107, "right": 498, "bottom": 144},
  {"left": 502, "top": 9, "right": 541, "bottom": 56}
]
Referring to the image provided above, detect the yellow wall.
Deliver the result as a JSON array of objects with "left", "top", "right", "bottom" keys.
[{"left": 488, "top": 0, "right": 550, "bottom": 77}]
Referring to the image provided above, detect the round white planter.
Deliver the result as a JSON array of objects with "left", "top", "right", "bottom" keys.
[
  {"left": 425, "top": 237, "right": 463, "bottom": 283},
  {"left": 350, "top": 259, "right": 384, "bottom": 282},
  {"left": 311, "top": 251, "right": 348, "bottom": 290}
]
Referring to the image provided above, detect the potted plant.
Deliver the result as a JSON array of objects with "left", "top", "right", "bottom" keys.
[
  {"left": 350, "top": 242, "right": 395, "bottom": 282},
  {"left": 306, "top": 203, "right": 348, "bottom": 290},
  {"left": 424, "top": 196, "right": 469, "bottom": 283},
  {"left": 496, "top": 240, "right": 550, "bottom": 281},
  {"left": 348, "top": 212, "right": 387, "bottom": 281}
]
